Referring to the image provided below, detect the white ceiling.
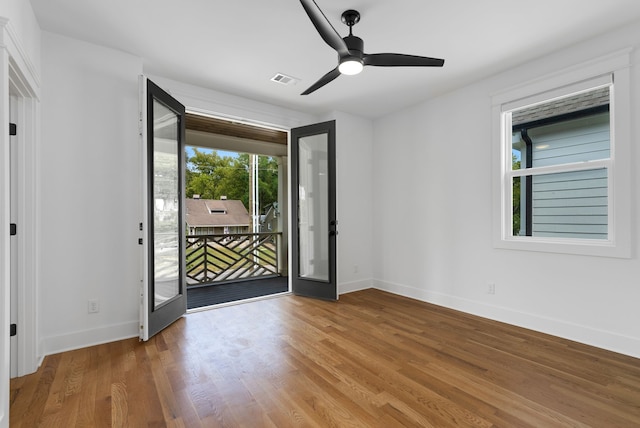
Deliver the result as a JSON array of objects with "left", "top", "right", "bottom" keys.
[{"left": 29, "top": 0, "right": 640, "bottom": 118}]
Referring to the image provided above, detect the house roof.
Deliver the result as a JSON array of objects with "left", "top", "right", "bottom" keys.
[
  {"left": 186, "top": 199, "right": 250, "bottom": 228},
  {"left": 512, "top": 86, "right": 609, "bottom": 126}
]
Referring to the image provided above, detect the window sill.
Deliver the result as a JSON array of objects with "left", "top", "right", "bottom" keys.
[{"left": 494, "top": 236, "right": 630, "bottom": 259}]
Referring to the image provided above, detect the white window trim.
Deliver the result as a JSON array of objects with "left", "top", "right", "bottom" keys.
[{"left": 491, "top": 50, "right": 632, "bottom": 258}]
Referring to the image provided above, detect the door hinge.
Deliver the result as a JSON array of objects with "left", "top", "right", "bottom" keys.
[
  {"left": 9, "top": 123, "right": 17, "bottom": 136},
  {"left": 10, "top": 324, "right": 16, "bottom": 337},
  {"left": 10, "top": 223, "right": 16, "bottom": 236}
]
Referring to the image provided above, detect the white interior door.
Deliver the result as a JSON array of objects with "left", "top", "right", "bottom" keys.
[
  {"left": 140, "top": 77, "right": 187, "bottom": 340},
  {"left": 0, "top": 52, "right": 10, "bottom": 428},
  {"left": 9, "top": 96, "right": 17, "bottom": 378}
]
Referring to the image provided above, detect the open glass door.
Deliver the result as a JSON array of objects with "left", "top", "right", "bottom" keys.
[
  {"left": 140, "top": 77, "right": 186, "bottom": 340},
  {"left": 290, "top": 120, "right": 337, "bottom": 300}
]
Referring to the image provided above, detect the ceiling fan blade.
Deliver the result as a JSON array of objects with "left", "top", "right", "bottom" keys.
[
  {"left": 299, "top": 0, "right": 350, "bottom": 57},
  {"left": 364, "top": 53, "right": 445, "bottom": 67},
  {"left": 301, "top": 67, "right": 341, "bottom": 95}
]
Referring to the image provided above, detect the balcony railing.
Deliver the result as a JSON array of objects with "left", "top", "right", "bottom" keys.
[{"left": 186, "top": 232, "right": 281, "bottom": 286}]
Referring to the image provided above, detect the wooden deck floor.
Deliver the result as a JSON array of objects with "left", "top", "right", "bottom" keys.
[{"left": 9, "top": 289, "right": 640, "bottom": 427}]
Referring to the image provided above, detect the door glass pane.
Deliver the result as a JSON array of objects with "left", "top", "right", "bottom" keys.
[
  {"left": 298, "top": 133, "right": 329, "bottom": 282},
  {"left": 153, "top": 99, "right": 180, "bottom": 308}
]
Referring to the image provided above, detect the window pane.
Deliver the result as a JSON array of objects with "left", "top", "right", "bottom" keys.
[
  {"left": 297, "top": 133, "right": 329, "bottom": 282},
  {"left": 512, "top": 176, "right": 523, "bottom": 235},
  {"left": 511, "top": 150, "right": 522, "bottom": 171},
  {"left": 511, "top": 87, "right": 610, "bottom": 170},
  {"left": 152, "top": 99, "right": 180, "bottom": 308},
  {"left": 513, "top": 169, "right": 608, "bottom": 239}
]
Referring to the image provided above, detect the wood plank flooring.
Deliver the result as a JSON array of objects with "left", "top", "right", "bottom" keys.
[{"left": 9, "top": 289, "right": 640, "bottom": 427}]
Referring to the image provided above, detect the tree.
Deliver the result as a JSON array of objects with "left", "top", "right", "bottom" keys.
[
  {"left": 512, "top": 154, "right": 521, "bottom": 235},
  {"left": 185, "top": 149, "right": 279, "bottom": 214},
  {"left": 218, "top": 153, "right": 250, "bottom": 207},
  {"left": 257, "top": 156, "right": 279, "bottom": 212},
  {"left": 185, "top": 148, "right": 231, "bottom": 199}
]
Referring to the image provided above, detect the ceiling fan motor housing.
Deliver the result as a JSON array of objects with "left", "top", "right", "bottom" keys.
[{"left": 343, "top": 35, "right": 364, "bottom": 59}]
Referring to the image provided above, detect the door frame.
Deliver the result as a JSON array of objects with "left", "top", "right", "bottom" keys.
[
  {"left": 8, "top": 84, "right": 38, "bottom": 379},
  {"left": 182, "top": 111, "right": 291, "bottom": 302},
  {"left": 1, "top": 19, "right": 41, "bottom": 428},
  {"left": 1, "top": 22, "right": 40, "bottom": 381}
]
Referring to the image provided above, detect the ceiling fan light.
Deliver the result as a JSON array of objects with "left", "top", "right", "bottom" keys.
[{"left": 338, "top": 59, "right": 364, "bottom": 75}]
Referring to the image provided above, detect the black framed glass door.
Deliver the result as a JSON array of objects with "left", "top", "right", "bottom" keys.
[
  {"left": 290, "top": 120, "right": 337, "bottom": 300},
  {"left": 140, "top": 77, "right": 187, "bottom": 340}
]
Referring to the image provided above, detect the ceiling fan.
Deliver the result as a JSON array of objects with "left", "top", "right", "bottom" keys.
[{"left": 299, "top": 0, "right": 445, "bottom": 95}]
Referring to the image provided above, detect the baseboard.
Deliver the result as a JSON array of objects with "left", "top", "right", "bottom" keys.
[
  {"left": 373, "top": 279, "right": 640, "bottom": 359},
  {"left": 37, "top": 281, "right": 640, "bottom": 360},
  {"left": 339, "top": 278, "right": 373, "bottom": 295},
  {"left": 41, "top": 320, "right": 140, "bottom": 357},
  {"left": 37, "top": 280, "right": 370, "bottom": 358}
]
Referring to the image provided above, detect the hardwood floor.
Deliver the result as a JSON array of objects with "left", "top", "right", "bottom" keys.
[{"left": 9, "top": 289, "right": 640, "bottom": 427}]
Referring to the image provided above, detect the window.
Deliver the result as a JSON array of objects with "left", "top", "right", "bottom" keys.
[
  {"left": 492, "top": 51, "right": 631, "bottom": 257},
  {"left": 512, "top": 86, "right": 610, "bottom": 239}
]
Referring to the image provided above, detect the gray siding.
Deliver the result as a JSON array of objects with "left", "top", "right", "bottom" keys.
[{"left": 528, "top": 113, "right": 609, "bottom": 239}]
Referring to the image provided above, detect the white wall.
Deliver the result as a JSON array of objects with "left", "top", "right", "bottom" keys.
[
  {"left": 145, "top": 74, "right": 317, "bottom": 131},
  {"left": 2, "top": 0, "right": 41, "bottom": 74},
  {"left": 372, "top": 20, "right": 640, "bottom": 357},
  {"left": 326, "top": 111, "right": 374, "bottom": 294},
  {"left": 39, "top": 33, "right": 143, "bottom": 354}
]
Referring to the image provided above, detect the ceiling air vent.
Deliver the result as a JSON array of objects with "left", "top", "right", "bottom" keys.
[{"left": 271, "top": 73, "right": 299, "bottom": 86}]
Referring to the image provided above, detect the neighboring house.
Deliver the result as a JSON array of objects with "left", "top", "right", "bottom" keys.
[
  {"left": 259, "top": 203, "right": 279, "bottom": 233},
  {"left": 186, "top": 197, "right": 251, "bottom": 235},
  {"left": 511, "top": 87, "right": 610, "bottom": 239}
]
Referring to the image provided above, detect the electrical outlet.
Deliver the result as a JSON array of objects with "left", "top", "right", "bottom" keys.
[
  {"left": 487, "top": 283, "right": 496, "bottom": 295},
  {"left": 88, "top": 299, "right": 100, "bottom": 314}
]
